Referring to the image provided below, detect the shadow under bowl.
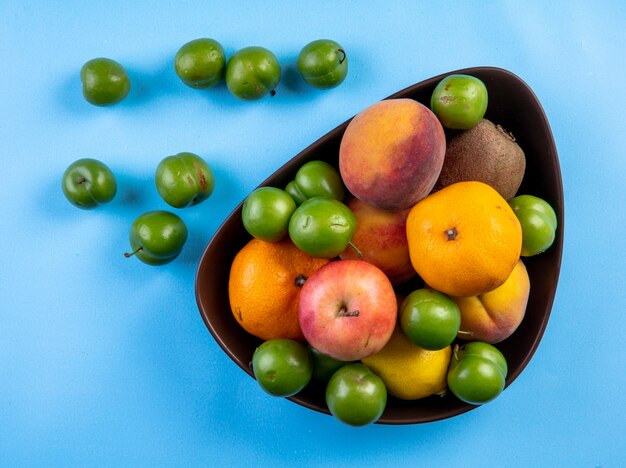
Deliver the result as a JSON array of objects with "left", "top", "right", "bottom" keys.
[{"left": 195, "top": 66, "right": 564, "bottom": 424}]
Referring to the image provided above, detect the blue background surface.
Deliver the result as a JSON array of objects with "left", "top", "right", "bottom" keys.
[{"left": 2, "top": 1, "right": 625, "bottom": 466}]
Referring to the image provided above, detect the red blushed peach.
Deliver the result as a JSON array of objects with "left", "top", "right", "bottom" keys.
[
  {"left": 339, "top": 197, "right": 415, "bottom": 285},
  {"left": 454, "top": 259, "right": 530, "bottom": 344},
  {"left": 339, "top": 98, "right": 446, "bottom": 210}
]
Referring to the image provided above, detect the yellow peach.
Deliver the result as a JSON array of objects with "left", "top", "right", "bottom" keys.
[{"left": 454, "top": 259, "right": 530, "bottom": 344}]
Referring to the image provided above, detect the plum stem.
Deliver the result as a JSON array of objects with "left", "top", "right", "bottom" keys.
[
  {"left": 338, "top": 49, "right": 346, "bottom": 64},
  {"left": 453, "top": 343, "right": 460, "bottom": 362},
  {"left": 124, "top": 246, "right": 143, "bottom": 258},
  {"left": 348, "top": 241, "right": 363, "bottom": 258},
  {"left": 457, "top": 330, "right": 474, "bottom": 338}
]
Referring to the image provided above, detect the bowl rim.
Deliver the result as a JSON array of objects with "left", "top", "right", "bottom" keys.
[{"left": 194, "top": 65, "right": 564, "bottom": 424}]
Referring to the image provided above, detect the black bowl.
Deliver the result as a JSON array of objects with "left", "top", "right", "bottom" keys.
[{"left": 195, "top": 66, "right": 564, "bottom": 424}]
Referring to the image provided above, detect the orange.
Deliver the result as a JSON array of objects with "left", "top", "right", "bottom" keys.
[
  {"left": 228, "top": 238, "right": 329, "bottom": 341},
  {"left": 406, "top": 181, "right": 522, "bottom": 297}
]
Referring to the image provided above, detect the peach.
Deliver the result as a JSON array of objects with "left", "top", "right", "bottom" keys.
[
  {"left": 339, "top": 98, "right": 446, "bottom": 210},
  {"left": 339, "top": 197, "right": 415, "bottom": 285},
  {"left": 454, "top": 259, "right": 530, "bottom": 344}
]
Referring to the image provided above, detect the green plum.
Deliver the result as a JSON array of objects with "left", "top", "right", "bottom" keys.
[
  {"left": 508, "top": 195, "right": 558, "bottom": 256},
  {"left": 242, "top": 187, "right": 297, "bottom": 242},
  {"left": 252, "top": 339, "right": 313, "bottom": 397},
  {"left": 226, "top": 47, "right": 281, "bottom": 100},
  {"left": 325, "top": 363, "right": 387, "bottom": 426},
  {"left": 285, "top": 180, "right": 307, "bottom": 206},
  {"left": 294, "top": 160, "right": 345, "bottom": 201},
  {"left": 62, "top": 158, "right": 117, "bottom": 209},
  {"left": 174, "top": 38, "right": 226, "bottom": 89},
  {"left": 430, "top": 74, "right": 488, "bottom": 129},
  {"left": 155, "top": 152, "right": 215, "bottom": 208},
  {"left": 80, "top": 58, "right": 130, "bottom": 106},
  {"left": 297, "top": 39, "right": 348, "bottom": 89},
  {"left": 288, "top": 197, "right": 357, "bottom": 259},
  {"left": 400, "top": 288, "right": 461, "bottom": 350},
  {"left": 125, "top": 211, "right": 188, "bottom": 265},
  {"left": 447, "top": 341, "right": 508, "bottom": 405},
  {"left": 308, "top": 345, "right": 351, "bottom": 382}
]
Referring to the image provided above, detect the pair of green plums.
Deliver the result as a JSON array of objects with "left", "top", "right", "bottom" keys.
[
  {"left": 175, "top": 38, "right": 348, "bottom": 100},
  {"left": 242, "top": 160, "right": 358, "bottom": 259},
  {"left": 62, "top": 153, "right": 214, "bottom": 265},
  {"left": 252, "top": 339, "right": 385, "bottom": 427}
]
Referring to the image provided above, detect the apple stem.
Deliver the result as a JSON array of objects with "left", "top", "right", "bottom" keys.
[
  {"left": 270, "top": 89, "right": 276, "bottom": 97},
  {"left": 124, "top": 247, "right": 143, "bottom": 258},
  {"left": 453, "top": 343, "right": 460, "bottom": 362},
  {"left": 348, "top": 241, "right": 363, "bottom": 259},
  {"left": 337, "top": 306, "right": 360, "bottom": 317},
  {"left": 76, "top": 177, "right": 87, "bottom": 185},
  {"left": 457, "top": 330, "right": 474, "bottom": 338}
]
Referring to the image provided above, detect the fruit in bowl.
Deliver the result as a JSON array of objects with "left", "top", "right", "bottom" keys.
[{"left": 195, "top": 66, "right": 563, "bottom": 424}]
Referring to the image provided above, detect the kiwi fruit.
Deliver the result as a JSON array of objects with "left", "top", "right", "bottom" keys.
[{"left": 434, "top": 119, "right": 526, "bottom": 200}]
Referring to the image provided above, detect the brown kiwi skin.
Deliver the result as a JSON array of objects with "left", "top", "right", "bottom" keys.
[{"left": 434, "top": 119, "right": 526, "bottom": 200}]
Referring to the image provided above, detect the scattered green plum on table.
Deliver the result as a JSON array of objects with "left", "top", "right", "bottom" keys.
[
  {"left": 80, "top": 58, "right": 130, "bottom": 106},
  {"left": 62, "top": 158, "right": 117, "bottom": 209},
  {"left": 226, "top": 47, "right": 281, "bottom": 100},
  {"left": 174, "top": 38, "right": 226, "bottom": 89},
  {"left": 297, "top": 39, "right": 348, "bottom": 89},
  {"left": 155, "top": 152, "right": 215, "bottom": 208},
  {"left": 125, "top": 211, "right": 188, "bottom": 265}
]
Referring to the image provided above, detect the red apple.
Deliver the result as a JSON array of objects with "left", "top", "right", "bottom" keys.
[{"left": 298, "top": 259, "right": 397, "bottom": 361}]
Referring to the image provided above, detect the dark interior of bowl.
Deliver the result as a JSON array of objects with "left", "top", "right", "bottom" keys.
[{"left": 195, "top": 66, "right": 564, "bottom": 424}]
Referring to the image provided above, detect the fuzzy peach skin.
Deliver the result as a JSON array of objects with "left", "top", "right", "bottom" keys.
[
  {"left": 298, "top": 259, "right": 397, "bottom": 361},
  {"left": 454, "top": 259, "right": 530, "bottom": 344},
  {"left": 339, "top": 197, "right": 416, "bottom": 285},
  {"left": 339, "top": 98, "right": 446, "bottom": 211}
]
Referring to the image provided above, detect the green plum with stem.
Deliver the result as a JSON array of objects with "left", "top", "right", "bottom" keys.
[
  {"left": 226, "top": 46, "right": 281, "bottom": 100},
  {"left": 62, "top": 158, "right": 117, "bottom": 209},
  {"left": 297, "top": 39, "right": 348, "bottom": 89},
  {"left": 125, "top": 211, "right": 188, "bottom": 265}
]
